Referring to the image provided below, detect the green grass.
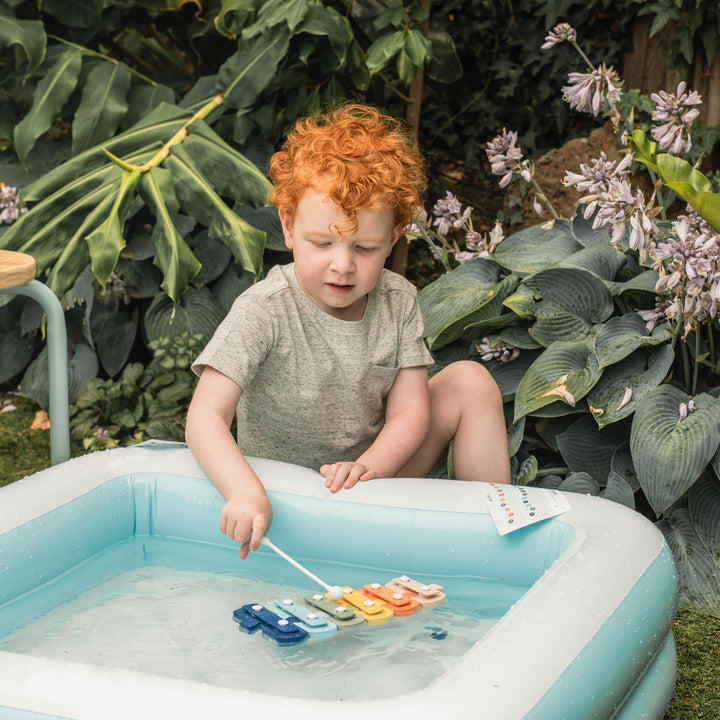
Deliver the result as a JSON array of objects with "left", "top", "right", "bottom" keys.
[{"left": 1, "top": 390, "right": 719, "bottom": 717}]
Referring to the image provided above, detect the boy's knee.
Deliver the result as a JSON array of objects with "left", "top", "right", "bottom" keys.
[{"left": 434, "top": 360, "right": 502, "bottom": 404}]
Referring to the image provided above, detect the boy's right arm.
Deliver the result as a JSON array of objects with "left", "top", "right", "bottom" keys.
[{"left": 185, "top": 366, "right": 273, "bottom": 560}]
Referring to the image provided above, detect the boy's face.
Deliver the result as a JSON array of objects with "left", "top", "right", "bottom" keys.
[{"left": 280, "top": 188, "right": 400, "bottom": 321}]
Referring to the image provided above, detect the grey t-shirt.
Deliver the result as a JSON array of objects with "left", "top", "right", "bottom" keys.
[{"left": 192, "top": 263, "right": 433, "bottom": 470}]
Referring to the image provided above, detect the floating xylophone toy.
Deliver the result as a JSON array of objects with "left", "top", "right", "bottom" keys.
[{"left": 232, "top": 575, "right": 446, "bottom": 646}]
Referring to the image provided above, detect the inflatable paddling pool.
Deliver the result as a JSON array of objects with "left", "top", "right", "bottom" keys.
[{"left": 0, "top": 443, "right": 677, "bottom": 719}]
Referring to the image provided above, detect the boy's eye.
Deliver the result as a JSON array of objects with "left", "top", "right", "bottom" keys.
[{"left": 357, "top": 245, "right": 380, "bottom": 254}]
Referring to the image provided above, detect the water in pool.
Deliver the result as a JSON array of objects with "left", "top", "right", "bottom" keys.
[{"left": 0, "top": 536, "right": 525, "bottom": 700}]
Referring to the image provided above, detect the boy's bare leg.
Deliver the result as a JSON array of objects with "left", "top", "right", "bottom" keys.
[{"left": 398, "top": 361, "right": 511, "bottom": 484}]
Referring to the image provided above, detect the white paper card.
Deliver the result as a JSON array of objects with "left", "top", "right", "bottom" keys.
[{"left": 485, "top": 484, "right": 571, "bottom": 535}]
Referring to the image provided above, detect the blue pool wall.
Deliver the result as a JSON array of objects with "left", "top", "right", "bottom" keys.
[{"left": 0, "top": 471, "right": 576, "bottom": 615}]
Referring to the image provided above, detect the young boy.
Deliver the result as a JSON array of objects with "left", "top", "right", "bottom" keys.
[{"left": 186, "top": 103, "right": 510, "bottom": 560}]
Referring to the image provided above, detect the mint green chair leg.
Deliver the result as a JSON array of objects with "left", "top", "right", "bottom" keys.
[{"left": 0, "top": 280, "right": 70, "bottom": 465}]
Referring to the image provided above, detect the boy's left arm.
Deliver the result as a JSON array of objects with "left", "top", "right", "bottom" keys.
[{"left": 321, "top": 365, "right": 430, "bottom": 492}]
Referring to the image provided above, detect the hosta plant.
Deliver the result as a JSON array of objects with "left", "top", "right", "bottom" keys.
[{"left": 413, "top": 24, "right": 720, "bottom": 617}]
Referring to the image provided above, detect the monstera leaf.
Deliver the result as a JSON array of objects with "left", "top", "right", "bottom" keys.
[{"left": 631, "top": 386, "right": 720, "bottom": 515}]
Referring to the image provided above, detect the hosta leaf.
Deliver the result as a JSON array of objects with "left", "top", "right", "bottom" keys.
[
  {"left": 687, "top": 470, "right": 720, "bottom": 557},
  {"left": 571, "top": 212, "right": 612, "bottom": 248},
  {"left": 418, "top": 259, "right": 515, "bottom": 350},
  {"left": 631, "top": 386, "right": 720, "bottom": 515},
  {"left": 190, "top": 231, "right": 232, "bottom": 287},
  {"left": 601, "top": 471, "right": 636, "bottom": 509},
  {"left": 0, "top": 9, "right": 46, "bottom": 77},
  {"left": 610, "top": 269, "right": 660, "bottom": 295},
  {"left": 95, "top": 308, "right": 139, "bottom": 378},
  {"left": 235, "top": 205, "right": 285, "bottom": 251},
  {"left": 523, "top": 267, "right": 613, "bottom": 346},
  {"left": 144, "top": 287, "right": 225, "bottom": 345},
  {"left": 164, "top": 147, "right": 265, "bottom": 276},
  {"left": 484, "top": 349, "right": 541, "bottom": 402},
  {"left": 72, "top": 61, "right": 132, "bottom": 155},
  {"left": 658, "top": 508, "right": 720, "bottom": 615},
  {"left": 492, "top": 219, "right": 582, "bottom": 274},
  {"left": 139, "top": 166, "right": 201, "bottom": 304},
  {"left": 586, "top": 345, "right": 674, "bottom": 428},
  {"left": 611, "top": 442, "right": 640, "bottom": 491},
  {"left": 558, "top": 472, "right": 600, "bottom": 495},
  {"left": 594, "top": 312, "right": 672, "bottom": 367},
  {"left": 14, "top": 48, "right": 82, "bottom": 165},
  {"left": 556, "top": 415, "right": 628, "bottom": 483},
  {"left": 514, "top": 340, "right": 602, "bottom": 421},
  {"left": 559, "top": 244, "right": 625, "bottom": 281},
  {"left": 85, "top": 169, "right": 142, "bottom": 287},
  {"left": 0, "top": 324, "right": 35, "bottom": 385}
]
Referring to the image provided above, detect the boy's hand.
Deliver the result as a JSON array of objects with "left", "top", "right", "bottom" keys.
[
  {"left": 219, "top": 489, "right": 273, "bottom": 560},
  {"left": 321, "top": 462, "right": 376, "bottom": 493}
]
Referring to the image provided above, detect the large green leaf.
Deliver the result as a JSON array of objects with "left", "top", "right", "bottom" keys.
[
  {"left": 72, "top": 61, "right": 132, "bottom": 155},
  {"left": 556, "top": 415, "right": 629, "bottom": 483},
  {"left": 601, "top": 471, "right": 636, "bottom": 509},
  {"left": 522, "top": 267, "right": 613, "bottom": 347},
  {"left": 559, "top": 244, "right": 625, "bottom": 282},
  {"left": 14, "top": 47, "right": 83, "bottom": 165},
  {"left": 418, "top": 258, "right": 516, "bottom": 350},
  {"left": 183, "top": 122, "right": 272, "bottom": 207},
  {"left": 365, "top": 30, "right": 405, "bottom": 73},
  {"left": 165, "top": 147, "right": 265, "bottom": 276},
  {"left": 484, "top": 349, "right": 541, "bottom": 402},
  {"left": 630, "top": 129, "right": 720, "bottom": 232},
  {"left": 143, "top": 287, "right": 225, "bottom": 345},
  {"left": 0, "top": 7, "right": 46, "bottom": 77},
  {"left": 294, "top": 3, "right": 352, "bottom": 69},
  {"left": 688, "top": 471, "right": 720, "bottom": 558},
  {"left": 85, "top": 169, "right": 142, "bottom": 287},
  {"left": 586, "top": 345, "right": 674, "bottom": 428},
  {"left": 631, "top": 386, "right": 720, "bottom": 515},
  {"left": 139, "top": 166, "right": 201, "bottom": 303},
  {"left": 594, "top": 313, "right": 672, "bottom": 368},
  {"left": 492, "top": 219, "right": 582, "bottom": 274},
  {"left": 658, "top": 508, "right": 720, "bottom": 616},
  {"left": 514, "top": 340, "right": 602, "bottom": 421},
  {"left": 218, "top": 28, "right": 291, "bottom": 111}
]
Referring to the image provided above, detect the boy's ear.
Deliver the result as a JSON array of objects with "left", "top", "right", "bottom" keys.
[{"left": 279, "top": 209, "right": 294, "bottom": 250}]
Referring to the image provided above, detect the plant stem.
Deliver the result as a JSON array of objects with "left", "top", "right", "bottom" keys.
[
  {"left": 569, "top": 40, "right": 596, "bottom": 72},
  {"left": 530, "top": 177, "right": 560, "bottom": 219},
  {"left": 692, "top": 329, "right": 700, "bottom": 396},
  {"left": 48, "top": 35, "right": 157, "bottom": 86},
  {"left": 680, "top": 336, "right": 691, "bottom": 392}
]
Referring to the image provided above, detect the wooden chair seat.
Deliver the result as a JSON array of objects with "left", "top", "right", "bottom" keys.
[{"left": 0, "top": 250, "right": 36, "bottom": 289}]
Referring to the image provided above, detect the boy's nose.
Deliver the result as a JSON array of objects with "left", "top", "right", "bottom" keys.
[{"left": 330, "top": 246, "right": 355, "bottom": 274}]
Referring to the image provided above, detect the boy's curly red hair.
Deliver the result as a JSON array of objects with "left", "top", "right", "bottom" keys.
[{"left": 269, "top": 103, "right": 426, "bottom": 235}]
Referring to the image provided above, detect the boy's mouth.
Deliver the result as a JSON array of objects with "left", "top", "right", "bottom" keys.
[{"left": 327, "top": 283, "right": 354, "bottom": 294}]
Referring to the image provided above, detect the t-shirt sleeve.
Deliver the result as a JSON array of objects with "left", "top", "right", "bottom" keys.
[
  {"left": 397, "top": 295, "right": 435, "bottom": 369},
  {"left": 191, "top": 295, "right": 274, "bottom": 390}
]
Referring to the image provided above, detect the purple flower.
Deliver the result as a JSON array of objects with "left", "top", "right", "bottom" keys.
[
  {"left": 0, "top": 183, "right": 27, "bottom": 225},
  {"left": 651, "top": 82, "right": 702, "bottom": 155},
  {"left": 477, "top": 338, "right": 520, "bottom": 363},
  {"left": 486, "top": 130, "right": 530, "bottom": 188},
  {"left": 562, "top": 63, "right": 622, "bottom": 116},
  {"left": 541, "top": 23, "right": 577, "bottom": 50}
]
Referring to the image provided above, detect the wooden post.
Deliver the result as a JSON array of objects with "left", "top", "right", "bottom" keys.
[{"left": 391, "top": 0, "right": 431, "bottom": 277}]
